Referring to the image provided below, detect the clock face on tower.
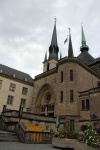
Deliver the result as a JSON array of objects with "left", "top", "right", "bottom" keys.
[{"left": 45, "top": 92, "right": 52, "bottom": 102}]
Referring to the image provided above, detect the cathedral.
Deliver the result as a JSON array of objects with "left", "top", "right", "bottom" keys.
[{"left": 0, "top": 21, "right": 100, "bottom": 132}]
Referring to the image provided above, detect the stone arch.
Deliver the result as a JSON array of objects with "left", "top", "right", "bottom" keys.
[{"left": 35, "top": 83, "right": 56, "bottom": 116}]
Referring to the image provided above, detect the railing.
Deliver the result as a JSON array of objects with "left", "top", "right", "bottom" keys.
[{"left": 16, "top": 122, "right": 52, "bottom": 144}]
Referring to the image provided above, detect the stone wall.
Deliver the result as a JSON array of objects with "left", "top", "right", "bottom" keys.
[{"left": 32, "top": 58, "right": 100, "bottom": 131}]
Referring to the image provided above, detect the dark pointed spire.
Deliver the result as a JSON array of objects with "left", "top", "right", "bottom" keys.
[
  {"left": 49, "top": 17, "right": 59, "bottom": 59},
  {"left": 44, "top": 51, "right": 47, "bottom": 61},
  {"left": 68, "top": 28, "right": 74, "bottom": 58},
  {"left": 51, "top": 19, "right": 58, "bottom": 47},
  {"left": 60, "top": 51, "right": 62, "bottom": 59},
  {"left": 80, "top": 25, "right": 89, "bottom": 51}
]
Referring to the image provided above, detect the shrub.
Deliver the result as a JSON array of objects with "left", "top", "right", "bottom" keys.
[{"left": 78, "top": 124, "right": 100, "bottom": 148}]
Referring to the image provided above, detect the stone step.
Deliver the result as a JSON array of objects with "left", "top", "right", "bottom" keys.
[{"left": 0, "top": 130, "right": 20, "bottom": 142}]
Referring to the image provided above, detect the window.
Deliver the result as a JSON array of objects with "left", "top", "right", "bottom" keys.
[
  {"left": 70, "top": 70, "right": 73, "bottom": 81},
  {"left": 70, "top": 90, "right": 74, "bottom": 102},
  {"left": 7, "top": 95, "right": 14, "bottom": 105},
  {"left": 70, "top": 120, "right": 74, "bottom": 132},
  {"left": 81, "top": 99, "right": 90, "bottom": 111},
  {"left": 60, "top": 91, "right": 63, "bottom": 102},
  {"left": 81, "top": 100, "right": 85, "bottom": 110},
  {"left": 41, "top": 106, "right": 45, "bottom": 112},
  {"left": 42, "top": 106, "right": 45, "bottom": 112},
  {"left": 52, "top": 105, "right": 54, "bottom": 111},
  {"left": 22, "top": 87, "right": 28, "bottom": 95},
  {"left": 0, "top": 80, "right": 3, "bottom": 88},
  {"left": 86, "top": 99, "right": 90, "bottom": 110},
  {"left": 9, "top": 83, "right": 16, "bottom": 92},
  {"left": 47, "top": 63, "right": 49, "bottom": 71},
  {"left": 61, "top": 71, "right": 63, "bottom": 82},
  {"left": 20, "top": 98, "right": 26, "bottom": 108}
]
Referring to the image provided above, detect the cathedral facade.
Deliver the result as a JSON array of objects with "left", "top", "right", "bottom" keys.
[{"left": 32, "top": 22, "right": 100, "bottom": 131}]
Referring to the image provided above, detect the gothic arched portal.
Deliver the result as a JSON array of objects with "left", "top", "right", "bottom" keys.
[{"left": 35, "top": 84, "right": 55, "bottom": 117}]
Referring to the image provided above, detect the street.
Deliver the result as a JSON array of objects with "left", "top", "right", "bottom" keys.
[{"left": 0, "top": 142, "right": 72, "bottom": 150}]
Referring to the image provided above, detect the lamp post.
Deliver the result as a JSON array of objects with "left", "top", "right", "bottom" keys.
[{"left": 19, "top": 105, "right": 23, "bottom": 122}]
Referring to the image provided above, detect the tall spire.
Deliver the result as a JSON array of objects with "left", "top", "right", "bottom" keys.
[
  {"left": 49, "top": 17, "right": 59, "bottom": 59},
  {"left": 68, "top": 28, "right": 74, "bottom": 58},
  {"left": 44, "top": 51, "right": 47, "bottom": 61},
  {"left": 80, "top": 25, "right": 89, "bottom": 51},
  {"left": 60, "top": 51, "right": 62, "bottom": 59}
]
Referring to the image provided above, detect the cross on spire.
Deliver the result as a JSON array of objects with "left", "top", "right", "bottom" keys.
[
  {"left": 54, "top": 16, "right": 57, "bottom": 23},
  {"left": 48, "top": 17, "right": 59, "bottom": 59},
  {"left": 69, "top": 28, "right": 71, "bottom": 35}
]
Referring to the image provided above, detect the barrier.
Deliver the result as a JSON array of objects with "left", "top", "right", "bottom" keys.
[{"left": 26, "top": 125, "right": 42, "bottom": 142}]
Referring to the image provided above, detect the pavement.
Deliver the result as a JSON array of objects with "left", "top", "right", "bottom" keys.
[
  {"left": 0, "top": 142, "right": 72, "bottom": 150},
  {"left": 0, "top": 130, "right": 72, "bottom": 150}
]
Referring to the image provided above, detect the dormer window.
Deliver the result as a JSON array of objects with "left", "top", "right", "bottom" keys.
[
  {"left": 25, "top": 78, "right": 27, "bottom": 81},
  {"left": 13, "top": 74, "right": 15, "bottom": 78},
  {"left": 0, "top": 70, "right": 3, "bottom": 73}
]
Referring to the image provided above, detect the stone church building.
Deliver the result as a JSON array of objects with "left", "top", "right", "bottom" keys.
[
  {"left": 0, "top": 21, "right": 100, "bottom": 132},
  {"left": 32, "top": 22, "right": 100, "bottom": 131}
]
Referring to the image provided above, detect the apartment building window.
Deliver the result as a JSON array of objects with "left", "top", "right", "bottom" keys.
[
  {"left": 70, "top": 70, "right": 73, "bottom": 81},
  {"left": 7, "top": 95, "right": 14, "bottom": 105},
  {"left": 22, "top": 87, "right": 28, "bottom": 95},
  {"left": 86, "top": 99, "right": 90, "bottom": 110},
  {"left": 9, "top": 83, "right": 16, "bottom": 92},
  {"left": 61, "top": 71, "right": 63, "bottom": 82},
  {"left": 0, "top": 80, "right": 2, "bottom": 89},
  {"left": 70, "top": 90, "right": 74, "bottom": 102},
  {"left": 70, "top": 120, "right": 74, "bottom": 132},
  {"left": 60, "top": 91, "right": 63, "bottom": 102},
  {"left": 82, "top": 100, "right": 85, "bottom": 110},
  {"left": 20, "top": 98, "right": 26, "bottom": 108}
]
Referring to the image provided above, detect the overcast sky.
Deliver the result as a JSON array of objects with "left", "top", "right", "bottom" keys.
[{"left": 0, "top": 0, "right": 100, "bottom": 78}]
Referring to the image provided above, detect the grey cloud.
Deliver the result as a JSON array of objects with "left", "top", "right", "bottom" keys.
[{"left": 0, "top": 0, "right": 100, "bottom": 78}]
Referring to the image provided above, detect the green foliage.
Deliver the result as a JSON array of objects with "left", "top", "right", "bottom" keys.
[{"left": 78, "top": 124, "right": 100, "bottom": 148}]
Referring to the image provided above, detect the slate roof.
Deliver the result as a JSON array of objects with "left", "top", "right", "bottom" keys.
[
  {"left": 50, "top": 22, "right": 58, "bottom": 48},
  {"left": 49, "top": 21, "right": 59, "bottom": 59},
  {"left": 77, "top": 50, "right": 95, "bottom": 65},
  {"left": 68, "top": 33, "right": 74, "bottom": 58},
  {"left": 0, "top": 64, "right": 34, "bottom": 85},
  {"left": 95, "top": 57, "right": 100, "bottom": 62}
]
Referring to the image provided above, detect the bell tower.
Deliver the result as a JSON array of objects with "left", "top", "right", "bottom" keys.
[{"left": 43, "top": 19, "right": 59, "bottom": 72}]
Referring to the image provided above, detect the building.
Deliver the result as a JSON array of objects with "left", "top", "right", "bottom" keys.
[
  {"left": 31, "top": 22, "right": 100, "bottom": 131},
  {"left": 0, "top": 22, "right": 100, "bottom": 132},
  {"left": 0, "top": 64, "right": 34, "bottom": 113}
]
